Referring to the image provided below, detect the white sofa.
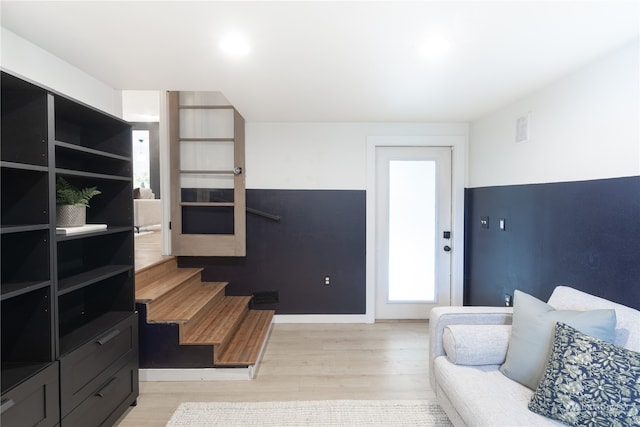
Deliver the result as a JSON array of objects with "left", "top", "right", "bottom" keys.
[
  {"left": 133, "top": 188, "right": 161, "bottom": 232},
  {"left": 429, "top": 286, "right": 640, "bottom": 426}
]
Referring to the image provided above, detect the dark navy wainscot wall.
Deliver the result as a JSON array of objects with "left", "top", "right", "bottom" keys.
[
  {"left": 179, "top": 189, "right": 366, "bottom": 314},
  {"left": 464, "top": 176, "right": 640, "bottom": 310}
]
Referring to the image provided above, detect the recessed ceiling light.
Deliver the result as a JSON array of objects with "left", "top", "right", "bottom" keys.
[
  {"left": 219, "top": 33, "right": 251, "bottom": 57},
  {"left": 418, "top": 36, "right": 452, "bottom": 60}
]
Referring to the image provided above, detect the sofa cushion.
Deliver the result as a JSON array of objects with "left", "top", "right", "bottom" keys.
[
  {"left": 434, "top": 358, "right": 564, "bottom": 426},
  {"left": 529, "top": 322, "right": 640, "bottom": 426},
  {"left": 548, "top": 286, "right": 640, "bottom": 352},
  {"left": 500, "top": 290, "right": 616, "bottom": 390},
  {"left": 443, "top": 324, "right": 511, "bottom": 365}
]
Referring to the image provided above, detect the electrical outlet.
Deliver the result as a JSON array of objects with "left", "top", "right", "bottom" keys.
[
  {"left": 324, "top": 276, "right": 331, "bottom": 286},
  {"left": 504, "top": 294, "right": 513, "bottom": 307}
]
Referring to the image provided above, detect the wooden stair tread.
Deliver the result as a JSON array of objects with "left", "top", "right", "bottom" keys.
[
  {"left": 182, "top": 296, "right": 251, "bottom": 345},
  {"left": 215, "top": 310, "right": 275, "bottom": 366},
  {"left": 135, "top": 257, "right": 177, "bottom": 289},
  {"left": 135, "top": 268, "right": 203, "bottom": 303},
  {"left": 147, "top": 281, "right": 228, "bottom": 323}
]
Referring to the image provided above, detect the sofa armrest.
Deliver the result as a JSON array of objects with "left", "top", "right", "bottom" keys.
[{"left": 429, "top": 306, "right": 513, "bottom": 390}]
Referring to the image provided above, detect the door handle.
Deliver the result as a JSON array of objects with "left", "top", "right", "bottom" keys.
[
  {"left": 96, "top": 328, "right": 121, "bottom": 346},
  {"left": 443, "top": 245, "right": 452, "bottom": 252}
]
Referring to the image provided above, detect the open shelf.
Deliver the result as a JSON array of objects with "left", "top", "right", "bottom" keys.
[
  {"left": 58, "top": 265, "right": 131, "bottom": 296},
  {"left": 1, "top": 167, "right": 49, "bottom": 227},
  {"left": 1, "top": 280, "right": 51, "bottom": 302},
  {"left": 1, "top": 70, "right": 136, "bottom": 426},
  {"left": 1, "top": 287, "right": 52, "bottom": 390},
  {"left": 56, "top": 142, "right": 131, "bottom": 178},
  {"left": 1, "top": 230, "right": 50, "bottom": 295},
  {"left": 1, "top": 74, "right": 48, "bottom": 167},
  {"left": 54, "top": 96, "right": 131, "bottom": 158}
]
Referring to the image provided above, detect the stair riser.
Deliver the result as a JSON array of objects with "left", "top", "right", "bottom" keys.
[
  {"left": 178, "top": 290, "right": 227, "bottom": 342},
  {"left": 215, "top": 304, "right": 249, "bottom": 351},
  {"left": 136, "top": 258, "right": 178, "bottom": 289}
]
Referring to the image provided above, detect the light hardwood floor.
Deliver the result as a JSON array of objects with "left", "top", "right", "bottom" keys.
[
  {"left": 134, "top": 229, "right": 172, "bottom": 273},
  {"left": 115, "top": 321, "right": 433, "bottom": 426},
  {"left": 125, "top": 231, "right": 434, "bottom": 426}
]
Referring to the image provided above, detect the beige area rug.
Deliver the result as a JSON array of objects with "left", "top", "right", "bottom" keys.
[{"left": 166, "top": 400, "right": 452, "bottom": 426}]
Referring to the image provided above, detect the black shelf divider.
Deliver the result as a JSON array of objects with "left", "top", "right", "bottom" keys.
[
  {"left": 55, "top": 167, "right": 132, "bottom": 182},
  {"left": 57, "top": 265, "right": 131, "bottom": 296},
  {"left": 1, "top": 280, "right": 51, "bottom": 301},
  {"left": 54, "top": 140, "right": 131, "bottom": 162}
]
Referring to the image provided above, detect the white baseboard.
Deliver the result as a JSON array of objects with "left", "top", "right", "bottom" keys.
[{"left": 273, "top": 314, "right": 373, "bottom": 324}]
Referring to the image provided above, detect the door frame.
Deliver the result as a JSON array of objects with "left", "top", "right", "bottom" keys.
[{"left": 365, "top": 135, "right": 466, "bottom": 322}]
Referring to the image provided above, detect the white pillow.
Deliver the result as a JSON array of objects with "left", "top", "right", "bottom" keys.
[{"left": 443, "top": 324, "right": 512, "bottom": 365}]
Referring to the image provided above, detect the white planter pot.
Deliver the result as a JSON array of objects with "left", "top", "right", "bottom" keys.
[{"left": 56, "top": 204, "right": 86, "bottom": 227}]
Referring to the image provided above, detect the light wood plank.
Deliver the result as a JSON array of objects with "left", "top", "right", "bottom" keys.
[
  {"left": 134, "top": 231, "right": 172, "bottom": 275},
  {"left": 114, "top": 322, "right": 433, "bottom": 427},
  {"left": 147, "top": 278, "right": 227, "bottom": 323},
  {"left": 181, "top": 296, "right": 251, "bottom": 346},
  {"left": 135, "top": 268, "right": 204, "bottom": 303},
  {"left": 215, "top": 309, "right": 274, "bottom": 366}
]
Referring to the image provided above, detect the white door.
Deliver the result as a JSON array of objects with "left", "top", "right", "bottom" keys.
[{"left": 375, "top": 146, "right": 452, "bottom": 319}]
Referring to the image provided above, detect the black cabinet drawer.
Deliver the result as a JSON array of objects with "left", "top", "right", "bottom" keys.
[
  {"left": 1, "top": 362, "right": 59, "bottom": 427},
  {"left": 60, "top": 313, "right": 137, "bottom": 416},
  {"left": 61, "top": 357, "right": 138, "bottom": 427}
]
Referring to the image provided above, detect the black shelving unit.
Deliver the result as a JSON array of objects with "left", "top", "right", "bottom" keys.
[{"left": 1, "top": 70, "right": 138, "bottom": 426}]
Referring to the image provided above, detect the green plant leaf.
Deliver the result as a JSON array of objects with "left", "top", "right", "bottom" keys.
[{"left": 56, "top": 176, "right": 101, "bottom": 207}]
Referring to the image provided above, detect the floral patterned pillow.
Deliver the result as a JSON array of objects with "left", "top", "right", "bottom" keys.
[{"left": 528, "top": 322, "right": 640, "bottom": 426}]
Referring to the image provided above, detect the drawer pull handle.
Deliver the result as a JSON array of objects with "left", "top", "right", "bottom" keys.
[
  {"left": 96, "top": 328, "right": 121, "bottom": 345},
  {"left": 96, "top": 377, "right": 119, "bottom": 398},
  {"left": 0, "top": 398, "right": 15, "bottom": 414}
]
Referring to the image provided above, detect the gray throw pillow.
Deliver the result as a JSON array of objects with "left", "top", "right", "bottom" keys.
[{"left": 500, "top": 290, "right": 616, "bottom": 390}]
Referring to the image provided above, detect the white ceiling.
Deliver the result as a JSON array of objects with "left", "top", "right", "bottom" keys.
[{"left": 1, "top": 1, "right": 638, "bottom": 122}]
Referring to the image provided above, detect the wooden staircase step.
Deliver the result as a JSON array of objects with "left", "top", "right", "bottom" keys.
[
  {"left": 135, "top": 267, "right": 203, "bottom": 303},
  {"left": 135, "top": 257, "right": 178, "bottom": 289},
  {"left": 181, "top": 296, "right": 251, "bottom": 346},
  {"left": 215, "top": 309, "right": 275, "bottom": 366},
  {"left": 147, "top": 278, "right": 228, "bottom": 323}
]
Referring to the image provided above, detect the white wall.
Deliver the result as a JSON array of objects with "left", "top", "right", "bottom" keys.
[
  {"left": 246, "top": 122, "right": 468, "bottom": 190},
  {"left": 1, "top": 27, "right": 122, "bottom": 117},
  {"left": 469, "top": 40, "right": 640, "bottom": 188}
]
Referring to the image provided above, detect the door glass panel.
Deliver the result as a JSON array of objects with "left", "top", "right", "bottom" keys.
[
  {"left": 179, "top": 109, "right": 234, "bottom": 139},
  {"left": 180, "top": 174, "right": 234, "bottom": 202},
  {"left": 388, "top": 160, "right": 436, "bottom": 302},
  {"left": 182, "top": 206, "right": 234, "bottom": 234},
  {"left": 180, "top": 140, "right": 234, "bottom": 171}
]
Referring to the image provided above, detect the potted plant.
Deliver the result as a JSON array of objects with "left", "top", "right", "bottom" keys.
[{"left": 56, "top": 177, "right": 101, "bottom": 227}]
